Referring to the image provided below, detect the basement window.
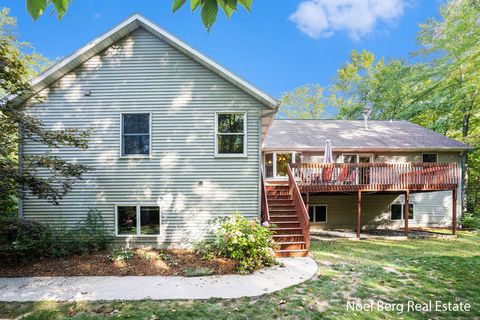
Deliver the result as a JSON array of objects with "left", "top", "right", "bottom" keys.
[
  {"left": 308, "top": 205, "right": 327, "bottom": 223},
  {"left": 390, "top": 203, "right": 414, "bottom": 221},
  {"left": 116, "top": 205, "right": 160, "bottom": 236}
]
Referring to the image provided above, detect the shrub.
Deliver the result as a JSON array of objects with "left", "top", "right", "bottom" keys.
[
  {"left": 0, "top": 217, "right": 50, "bottom": 262},
  {"left": 461, "top": 213, "right": 480, "bottom": 230},
  {"left": 107, "top": 248, "right": 134, "bottom": 262},
  {"left": 0, "top": 208, "right": 113, "bottom": 262},
  {"left": 195, "top": 212, "right": 278, "bottom": 274}
]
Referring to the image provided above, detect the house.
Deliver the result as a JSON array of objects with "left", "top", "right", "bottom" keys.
[
  {"left": 18, "top": 15, "right": 277, "bottom": 247},
  {"left": 18, "top": 15, "right": 470, "bottom": 256}
]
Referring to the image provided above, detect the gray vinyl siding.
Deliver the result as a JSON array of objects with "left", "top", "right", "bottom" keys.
[{"left": 22, "top": 28, "right": 267, "bottom": 245}]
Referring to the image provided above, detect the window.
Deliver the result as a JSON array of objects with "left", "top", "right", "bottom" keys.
[
  {"left": 390, "top": 203, "right": 414, "bottom": 221},
  {"left": 263, "top": 152, "right": 302, "bottom": 178},
  {"left": 216, "top": 113, "right": 246, "bottom": 156},
  {"left": 121, "top": 113, "right": 150, "bottom": 156},
  {"left": 308, "top": 205, "right": 327, "bottom": 223},
  {"left": 422, "top": 153, "right": 437, "bottom": 163},
  {"left": 116, "top": 205, "right": 160, "bottom": 236}
]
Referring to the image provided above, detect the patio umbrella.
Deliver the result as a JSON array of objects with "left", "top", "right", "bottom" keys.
[
  {"left": 323, "top": 139, "right": 334, "bottom": 182},
  {"left": 323, "top": 139, "right": 333, "bottom": 163}
]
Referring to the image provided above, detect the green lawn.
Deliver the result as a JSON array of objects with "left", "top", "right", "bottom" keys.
[{"left": 1, "top": 231, "right": 479, "bottom": 319}]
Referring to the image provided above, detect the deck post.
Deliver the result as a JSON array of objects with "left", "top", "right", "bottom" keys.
[
  {"left": 306, "top": 192, "right": 309, "bottom": 212},
  {"left": 357, "top": 191, "right": 361, "bottom": 239},
  {"left": 404, "top": 190, "right": 409, "bottom": 236},
  {"left": 452, "top": 188, "right": 457, "bottom": 235}
]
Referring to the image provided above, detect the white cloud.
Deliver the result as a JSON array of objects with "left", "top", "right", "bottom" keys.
[{"left": 289, "top": 0, "right": 407, "bottom": 41}]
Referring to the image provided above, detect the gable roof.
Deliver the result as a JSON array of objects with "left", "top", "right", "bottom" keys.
[
  {"left": 263, "top": 120, "right": 472, "bottom": 152},
  {"left": 16, "top": 14, "right": 278, "bottom": 111}
]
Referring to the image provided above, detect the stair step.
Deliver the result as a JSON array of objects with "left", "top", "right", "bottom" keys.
[
  {"left": 271, "top": 227, "right": 302, "bottom": 231},
  {"left": 275, "top": 249, "right": 309, "bottom": 257},
  {"left": 277, "top": 241, "right": 306, "bottom": 250}
]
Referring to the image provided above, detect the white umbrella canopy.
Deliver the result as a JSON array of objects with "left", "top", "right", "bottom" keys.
[{"left": 323, "top": 139, "right": 333, "bottom": 163}]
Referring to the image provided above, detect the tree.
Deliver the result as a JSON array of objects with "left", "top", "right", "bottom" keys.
[
  {"left": 278, "top": 84, "right": 327, "bottom": 119},
  {"left": 414, "top": 0, "right": 480, "bottom": 213},
  {"left": 0, "top": 8, "right": 91, "bottom": 216},
  {"left": 23, "top": 0, "right": 253, "bottom": 31},
  {"left": 330, "top": 50, "right": 385, "bottom": 119}
]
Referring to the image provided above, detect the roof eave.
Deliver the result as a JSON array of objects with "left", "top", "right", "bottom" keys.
[{"left": 262, "top": 146, "right": 472, "bottom": 153}]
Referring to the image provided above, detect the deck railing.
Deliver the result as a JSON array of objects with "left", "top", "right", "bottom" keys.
[
  {"left": 287, "top": 165, "right": 310, "bottom": 250},
  {"left": 290, "top": 162, "right": 458, "bottom": 192}
]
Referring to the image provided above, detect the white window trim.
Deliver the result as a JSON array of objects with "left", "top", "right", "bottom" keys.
[
  {"left": 115, "top": 204, "right": 161, "bottom": 237},
  {"left": 309, "top": 204, "right": 328, "bottom": 223},
  {"left": 264, "top": 151, "right": 301, "bottom": 179},
  {"left": 214, "top": 112, "right": 247, "bottom": 158},
  {"left": 422, "top": 153, "right": 438, "bottom": 163},
  {"left": 119, "top": 112, "right": 152, "bottom": 159},
  {"left": 390, "top": 203, "right": 415, "bottom": 221}
]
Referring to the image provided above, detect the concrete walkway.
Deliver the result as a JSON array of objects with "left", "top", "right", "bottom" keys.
[{"left": 0, "top": 257, "right": 317, "bottom": 301}]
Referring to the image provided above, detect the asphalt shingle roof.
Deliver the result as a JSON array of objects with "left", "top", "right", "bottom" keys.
[{"left": 263, "top": 120, "right": 471, "bottom": 151}]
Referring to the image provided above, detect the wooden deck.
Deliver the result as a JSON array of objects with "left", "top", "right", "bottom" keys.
[{"left": 290, "top": 162, "right": 458, "bottom": 193}]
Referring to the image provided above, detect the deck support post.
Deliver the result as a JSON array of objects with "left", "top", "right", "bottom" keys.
[
  {"left": 357, "top": 191, "right": 361, "bottom": 239},
  {"left": 404, "top": 190, "right": 410, "bottom": 236},
  {"left": 306, "top": 192, "right": 309, "bottom": 212},
  {"left": 452, "top": 188, "right": 457, "bottom": 235}
]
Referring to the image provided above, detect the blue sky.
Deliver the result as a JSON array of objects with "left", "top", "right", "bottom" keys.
[{"left": 5, "top": 0, "right": 441, "bottom": 103}]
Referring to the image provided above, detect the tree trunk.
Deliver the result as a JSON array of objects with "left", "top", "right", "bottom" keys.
[{"left": 460, "top": 111, "right": 470, "bottom": 215}]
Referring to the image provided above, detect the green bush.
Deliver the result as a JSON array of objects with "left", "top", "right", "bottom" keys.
[
  {"left": 195, "top": 212, "right": 278, "bottom": 274},
  {"left": 183, "top": 266, "right": 215, "bottom": 277},
  {"left": 0, "top": 217, "right": 50, "bottom": 261},
  {"left": 461, "top": 213, "right": 480, "bottom": 230},
  {"left": 0, "top": 208, "right": 113, "bottom": 262}
]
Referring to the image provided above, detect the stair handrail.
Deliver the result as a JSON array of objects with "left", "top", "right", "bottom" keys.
[
  {"left": 261, "top": 170, "right": 270, "bottom": 226},
  {"left": 287, "top": 164, "right": 310, "bottom": 251}
]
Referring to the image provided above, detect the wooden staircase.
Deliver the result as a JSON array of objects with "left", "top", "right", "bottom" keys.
[{"left": 266, "top": 184, "right": 309, "bottom": 257}]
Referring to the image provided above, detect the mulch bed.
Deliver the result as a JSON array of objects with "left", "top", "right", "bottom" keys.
[{"left": 0, "top": 248, "right": 238, "bottom": 277}]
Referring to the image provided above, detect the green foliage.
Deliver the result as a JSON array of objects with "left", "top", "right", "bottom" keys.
[
  {"left": 0, "top": 8, "right": 91, "bottom": 211},
  {"left": 279, "top": 84, "right": 327, "bottom": 119},
  {"left": 107, "top": 248, "right": 134, "bottom": 262},
  {"left": 195, "top": 212, "right": 277, "bottom": 274},
  {"left": 461, "top": 213, "right": 480, "bottom": 230},
  {"left": 26, "top": 0, "right": 72, "bottom": 20},
  {"left": 183, "top": 266, "right": 215, "bottom": 277},
  {"left": 22, "top": 0, "right": 253, "bottom": 31},
  {"left": 0, "top": 209, "right": 112, "bottom": 262},
  {"left": 172, "top": 0, "right": 252, "bottom": 31}
]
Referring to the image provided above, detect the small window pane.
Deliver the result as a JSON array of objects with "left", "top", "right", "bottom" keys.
[
  {"left": 123, "top": 135, "right": 150, "bottom": 155},
  {"left": 118, "top": 206, "right": 137, "bottom": 235},
  {"left": 422, "top": 154, "right": 437, "bottom": 163},
  {"left": 391, "top": 204, "right": 402, "bottom": 220},
  {"left": 276, "top": 153, "right": 292, "bottom": 177},
  {"left": 315, "top": 206, "right": 327, "bottom": 222},
  {"left": 295, "top": 153, "right": 302, "bottom": 164},
  {"left": 218, "top": 114, "right": 244, "bottom": 133},
  {"left": 140, "top": 207, "right": 160, "bottom": 235},
  {"left": 123, "top": 114, "right": 149, "bottom": 134},
  {"left": 265, "top": 153, "right": 274, "bottom": 178},
  {"left": 218, "top": 135, "right": 244, "bottom": 154},
  {"left": 308, "top": 206, "right": 314, "bottom": 222}
]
